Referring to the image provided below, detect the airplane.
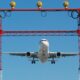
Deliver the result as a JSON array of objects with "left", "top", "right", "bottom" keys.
[{"left": 9, "top": 39, "right": 78, "bottom": 64}]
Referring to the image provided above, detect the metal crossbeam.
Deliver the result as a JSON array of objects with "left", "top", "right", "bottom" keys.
[
  {"left": 0, "top": 8, "right": 80, "bottom": 12},
  {"left": 0, "top": 30, "right": 77, "bottom": 36}
]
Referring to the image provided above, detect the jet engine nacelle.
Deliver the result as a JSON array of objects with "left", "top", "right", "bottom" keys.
[
  {"left": 26, "top": 52, "right": 31, "bottom": 56},
  {"left": 57, "top": 52, "right": 61, "bottom": 57}
]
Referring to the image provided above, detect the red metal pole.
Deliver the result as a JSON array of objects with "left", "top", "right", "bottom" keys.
[
  {"left": 0, "top": 15, "right": 2, "bottom": 80},
  {"left": 0, "top": 15, "right": 2, "bottom": 70},
  {"left": 77, "top": 11, "right": 80, "bottom": 70}
]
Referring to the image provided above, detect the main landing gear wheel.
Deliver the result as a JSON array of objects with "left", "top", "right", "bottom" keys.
[
  {"left": 51, "top": 60, "right": 55, "bottom": 64},
  {"left": 32, "top": 60, "right": 35, "bottom": 64}
]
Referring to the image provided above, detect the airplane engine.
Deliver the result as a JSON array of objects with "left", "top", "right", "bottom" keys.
[
  {"left": 57, "top": 52, "right": 61, "bottom": 57},
  {"left": 26, "top": 52, "right": 31, "bottom": 56}
]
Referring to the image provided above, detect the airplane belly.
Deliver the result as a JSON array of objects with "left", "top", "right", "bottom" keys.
[
  {"left": 38, "top": 39, "right": 49, "bottom": 63},
  {"left": 38, "top": 52, "right": 49, "bottom": 63}
]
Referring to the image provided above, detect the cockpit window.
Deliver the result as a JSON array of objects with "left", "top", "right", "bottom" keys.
[{"left": 41, "top": 39, "right": 47, "bottom": 41}]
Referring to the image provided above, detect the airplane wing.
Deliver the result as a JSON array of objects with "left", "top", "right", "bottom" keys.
[
  {"left": 49, "top": 52, "right": 78, "bottom": 58},
  {"left": 9, "top": 52, "right": 38, "bottom": 58}
]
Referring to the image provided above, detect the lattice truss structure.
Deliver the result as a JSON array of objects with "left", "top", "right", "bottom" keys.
[{"left": 0, "top": 0, "right": 80, "bottom": 75}]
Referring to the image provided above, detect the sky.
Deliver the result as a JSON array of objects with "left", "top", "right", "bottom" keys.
[{"left": 0, "top": 0, "right": 80, "bottom": 80}]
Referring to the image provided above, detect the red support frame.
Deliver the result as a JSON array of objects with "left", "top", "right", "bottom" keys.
[
  {"left": 0, "top": 8, "right": 80, "bottom": 74},
  {"left": 0, "top": 15, "right": 2, "bottom": 71},
  {"left": 78, "top": 11, "right": 80, "bottom": 70}
]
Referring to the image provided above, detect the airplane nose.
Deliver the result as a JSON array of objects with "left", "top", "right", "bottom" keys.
[{"left": 41, "top": 41, "right": 49, "bottom": 47}]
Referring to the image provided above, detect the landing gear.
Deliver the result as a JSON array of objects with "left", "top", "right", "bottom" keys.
[
  {"left": 31, "top": 57, "right": 36, "bottom": 64},
  {"left": 51, "top": 60, "right": 55, "bottom": 64},
  {"left": 31, "top": 60, "right": 35, "bottom": 64},
  {"left": 51, "top": 58, "right": 55, "bottom": 64},
  {"left": 31, "top": 58, "right": 36, "bottom": 64}
]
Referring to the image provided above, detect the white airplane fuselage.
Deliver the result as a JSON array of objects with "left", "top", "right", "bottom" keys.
[{"left": 38, "top": 39, "right": 49, "bottom": 63}]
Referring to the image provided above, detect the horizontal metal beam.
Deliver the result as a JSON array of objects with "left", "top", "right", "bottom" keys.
[
  {"left": 0, "top": 8, "right": 80, "bottom": 12},
  {"left": 0, "top": 30, "right": 78, "bottom": 36}
]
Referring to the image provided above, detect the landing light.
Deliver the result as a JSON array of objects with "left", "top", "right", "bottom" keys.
[{"left": 10, "top": 0, "right": 16, "bottom": 9}]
